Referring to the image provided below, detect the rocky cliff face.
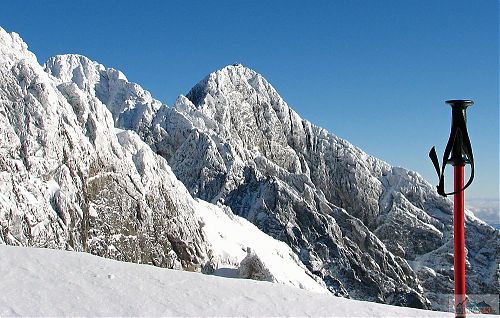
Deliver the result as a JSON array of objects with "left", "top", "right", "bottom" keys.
[
  {"left": 0, "top": 28, "right": 210, "bottom": 270},
  {"left": 11, "top": 28, "right": 498, "bottom": 310},
  {"left": 47, "top": 59, "right": 499, "bottom": 310}
]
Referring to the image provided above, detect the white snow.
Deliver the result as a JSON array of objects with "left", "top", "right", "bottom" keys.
[
  {"left": 0, "top": 245, "right": 455, "bottom": 317},
  {"left": 88, "top": 204, "right": 98, "bottom": 217},
  {"left": 194, "top": 199, "right": 328, "bottom": 293}
]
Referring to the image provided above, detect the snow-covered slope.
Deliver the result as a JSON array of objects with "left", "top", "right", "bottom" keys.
[
  {"left": 0, "top": 245, "right": 456, "bottom": 317},
  {"left": 194, "top": 199, "right": 327, "bottom": 293},
  {"left": 44, "top": 54, "right": 500, "bottom": 311},
  {"left": 0, "top": 27, "right": 328, "bottom": 294}
]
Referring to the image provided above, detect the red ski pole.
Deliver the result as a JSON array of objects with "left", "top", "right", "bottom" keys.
[
  {"left": 429, "top": 100, "right": 475, "bottom": 318},
  {"left": 454, "top": 164, "right": 466, "bottom": 317}
]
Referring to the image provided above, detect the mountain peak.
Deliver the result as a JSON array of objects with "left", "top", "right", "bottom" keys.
[
  {"left": 44, "top": 53, "right": 160, "bottom": 131},
  {"left": 44, "top": 54, "right": 128, "bottom": 91},
  {"left": 185, "top": 64, "right": 283, "bottom": 110},
  {"left": 206, "top": 63, "right": 260, "bottom": 85},
  {"left": 0, "top": 27, "right": 37, "bottom": 66}
]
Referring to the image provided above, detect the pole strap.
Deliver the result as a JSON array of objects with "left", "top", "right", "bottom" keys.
[{"left": 428, "top": 112, "right": 474, "bottom": 197}]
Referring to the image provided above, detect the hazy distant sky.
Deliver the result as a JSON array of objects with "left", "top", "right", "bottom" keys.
[{"left": 1, "top": 0, "right": 498, "bottom": 200}]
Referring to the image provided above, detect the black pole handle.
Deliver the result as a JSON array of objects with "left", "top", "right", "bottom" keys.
[{"left": 429, "top": 100, "right": 475, "bottom": 197}]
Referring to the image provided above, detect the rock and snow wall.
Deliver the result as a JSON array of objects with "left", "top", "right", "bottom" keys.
[
  {"left": 1, "top": 26, "right": 498, "bottom": 311},
  {"left": 177, "top": 67, "right": 498, "bottom": 310},
  {"left": 59, "top": 57, "right": 496, "bottom": 310},
  {"left": 0, "top": 28, "right": 210, "bottom": 270},
  {"left": 0, "top": 27, "right": 328, "bottom": 294}
]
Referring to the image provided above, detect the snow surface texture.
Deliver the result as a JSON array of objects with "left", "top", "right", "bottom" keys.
[
  {"left": 0, "top": 26, "right": 327, "bottom": 295},
  {"left": 45, "top": 52, "right": 499, "bottom": 309},
  {"left": 0, "top": 245, "right": 457, "bottom": 317}
]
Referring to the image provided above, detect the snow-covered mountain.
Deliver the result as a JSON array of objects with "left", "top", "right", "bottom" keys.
[
  {"left": 1, "top": 26, "right": 498, "bottom": 312},
  {"left": 49, "top": 56, "right": 498, "bottom": 310},
  {"left": 0, "top": 27, "right": 327, "bottom": 294},
  {"left": 173, "top": 66, "right": 499, "bottom": 310}
]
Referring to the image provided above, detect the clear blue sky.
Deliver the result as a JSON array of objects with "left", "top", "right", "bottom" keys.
[{"left": 1, "top": 0, "right": 498, "bottom": 200}]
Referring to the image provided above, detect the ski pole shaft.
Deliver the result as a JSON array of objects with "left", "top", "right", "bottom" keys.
[
  {"left": 428, "top": 99, "right": 474, "bottom": 316},
  {"left": 454, "top": 164, "right": 466, "bottom": 318}
]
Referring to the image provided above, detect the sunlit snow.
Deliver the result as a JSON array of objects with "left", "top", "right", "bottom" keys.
[{"left": 0, "top": 245, "right": 454, "bottom": 317}]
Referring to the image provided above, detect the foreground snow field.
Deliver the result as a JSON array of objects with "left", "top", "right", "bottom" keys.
[{"left": 0, "top": 246, "right": 455, "bottom": 317}]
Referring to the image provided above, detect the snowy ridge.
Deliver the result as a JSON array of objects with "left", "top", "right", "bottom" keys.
[
  {"left": 45, "top": 54, "right": 162, "bottom": 131},
  {"left": 0, "top": 26, "right": 327, "bottom": 295},
  {"left": 0, "top": 245, "right": 456, "bottom": 317}
]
